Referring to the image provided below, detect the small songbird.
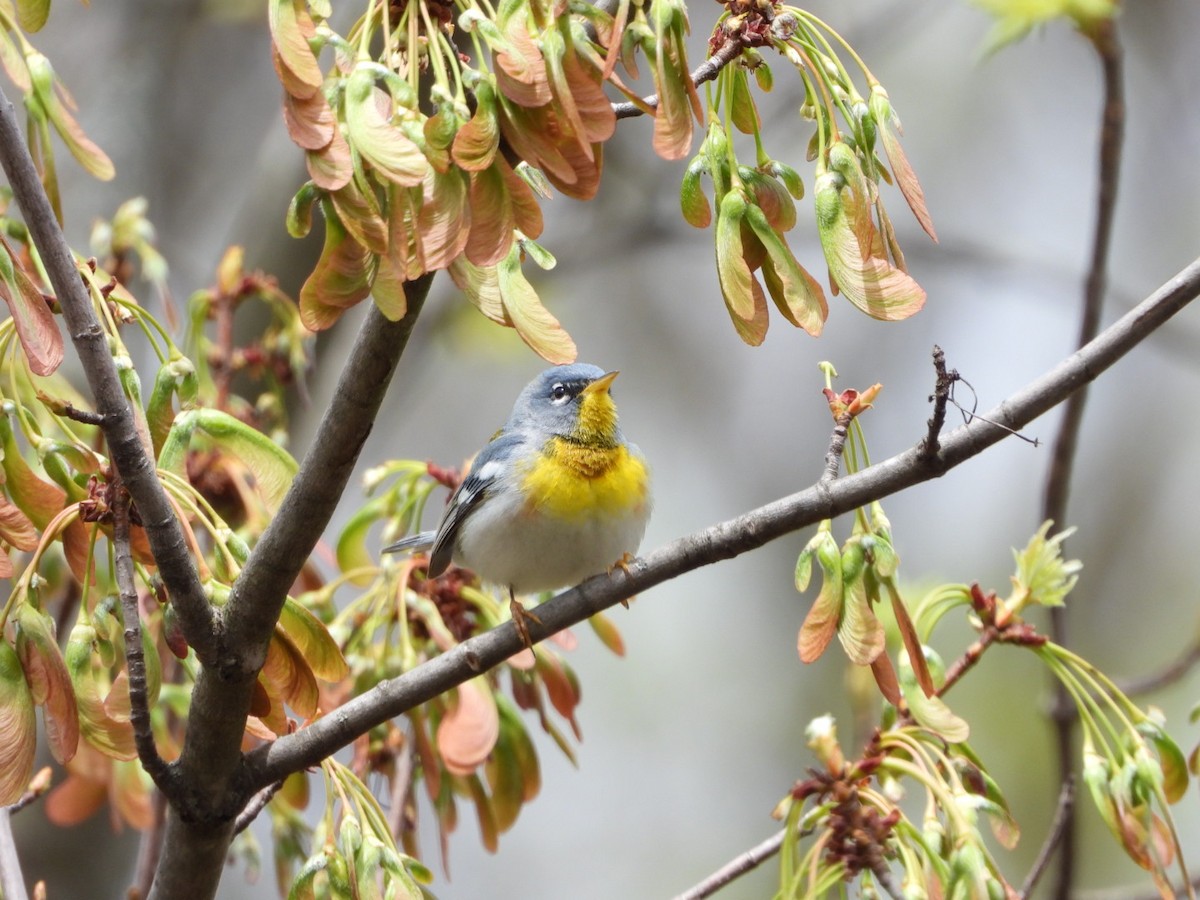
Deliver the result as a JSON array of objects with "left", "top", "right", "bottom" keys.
[{"left": 383, "top": 364, "right": 652, "bottom": 646}]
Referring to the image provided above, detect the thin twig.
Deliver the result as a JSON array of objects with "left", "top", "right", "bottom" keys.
[
  {"left": 1041, "top": 22, "right": 1124, "bottom": 899},
  {"left": 820, "top": 411, "right": 853, "bottom": 483},
  {"left": 918, "top": 345, "right": 954, "bottom": 461},
  {"left": 5, "top": 768, "right": 51, "bottom": 815},
  {"left": 130, "top": 790, "right": 168, "bottom": 900},
  {"left": 1119, "top": 634, "right": 1200, "bottom": 697},
  {"left": 239, "top": 255, "right": 1200, "bottom": 797},
  {"left": 0, "top": 85, "right": 218, "bottom": 664},
  {"left": 113, "top": 483, "right": 173, "bottom": 792},
  {"left": 58, "top": 402, "right": 106, "bottom": 426},
  {"left": 673, "top": 830, "right": 785, "bottom": 900},
  {"left": 1020, "top": 777, "right": 1076, "bottom": 899},
  {"left": 612, "top": 36, "right": 748, "bottom": 119},
  {"left": 385, "top": 733, "right": 415, "bottom": 842},
  {"left": 233, "top": 780, "right": 284, "bottom": 836}
]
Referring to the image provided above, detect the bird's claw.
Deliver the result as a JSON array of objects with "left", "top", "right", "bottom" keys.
[{"left": 510, "top": 595, "right": 542, "bottom": 649}]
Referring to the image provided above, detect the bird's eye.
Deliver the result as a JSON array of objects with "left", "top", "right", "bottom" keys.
[{"left": 550, "top": 383, "right": 570, "bottom": 404}]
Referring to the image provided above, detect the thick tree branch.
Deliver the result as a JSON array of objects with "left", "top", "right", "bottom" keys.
[
  {"left": 147, "top": 287, "right": 430, "bottom": 900},
  {"left": 222, "top": 280, "right": 431, "bottom": 673},
  {"left": 1041, "top": 22, "right": 1124, "bottom": 898},
  {"left": 0, "top": 87, "right": 218, "bottom": 663},
  {"left": 239, "top": 255, "right": 1200, "bottom": 798}
]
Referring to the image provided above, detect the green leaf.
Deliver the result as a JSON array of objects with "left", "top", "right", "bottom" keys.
[
  {"left": 1012, "top": 521, "right": 1080, "bottom": 608},
  {"left": 14, "top": 604, "right": 78, "bottom": 764},
  {"left": 0, "top": 408, "right": 66, "bottom": 529},
  {"left": 715, "top": 188, "right": 754, "bottom": 321},
  {"left": 0, "top": 639, "right": 36, "bottom": 804},
  {"left": 900, "top": 648, "right": 969, "bottom": 742},
  {"left": 797, "top": 524, "right": 843, "bottom": 663},
  {"left": 158, "top": 408, "right": 298, "bottom": 513},
  {"left": 65, "top": 623, "right": 135, "bottom": 760},
  {"left": 745, "top": 201, "right": 827, "bottom": 336},
  {"left": 16, "top": 0, "right": 50, "bottom": 33},
  {"left": 815, "top": 141, "right": 926, "bottom": 321},
  {"left": 680, "top": 156, "right": 711, "bottom": 228},
  {"left": 269, "top": 0, "right": 323, "bottom": 99},
  {"left": 729, "top": 67, "right": 760, "bottom": 135},
  {"left": 837, "top": 551, "right": 885, "bottom": 666},
  {"left": 344, "top": 65, "right": 428, "bottom": 186},
  {"left": 970, "top": 0, "right": 1117, "bottom": 52},
  {"left": 450, "top": 79, "right": 500, "bottom": 172},
  {"left": 1137, "top": 718, "right": 1189, "bottom": 805},
  {"left": 298, "top": 201, "right": 374, "bottom": 330},
  {"left": 869, "top": 87, "right": 937, "bottom": 242},
  {"left": 26, "top": 53, "right": 114, "bottom": 181},
  {"left": 146, "top": 354, "right": 197, "bottom": 456},
  {"left": 278, "top": 596, "right": 349, "bottom": 683},
  {"left": 0, "top": 234, "right": 63, "bottom": 375},
  {"left": 496, "top": 245, "right": 577, "bottom": 364}
]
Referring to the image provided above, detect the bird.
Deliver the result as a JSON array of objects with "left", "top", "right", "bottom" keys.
[{"left": 383, "top": 363, "right": 652, "bottom": 647}]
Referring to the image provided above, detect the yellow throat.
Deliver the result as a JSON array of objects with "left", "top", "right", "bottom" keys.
[{"left": 520, "top": 373, "right": 649, "bottom": 519}]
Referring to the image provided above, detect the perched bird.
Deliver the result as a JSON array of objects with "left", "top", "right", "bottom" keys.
[{"left": 384, "top": 364, "right": 652, "bottom": 646}]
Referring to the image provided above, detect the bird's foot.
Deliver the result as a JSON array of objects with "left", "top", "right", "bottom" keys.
[
  {"left": 609, "top": 552, "right": 638, "bottom": 608},
  {"left": 510, "top": 595, "right": 542, "bottom": 649}
]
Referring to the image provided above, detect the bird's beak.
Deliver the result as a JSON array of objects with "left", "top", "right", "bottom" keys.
[{"left": 582, "top": 370, "right": 619, "bottom": 396}]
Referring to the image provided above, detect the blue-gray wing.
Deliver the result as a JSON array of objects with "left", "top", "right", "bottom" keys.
[
  {"left": 425, "top": 431, "right": 526, "bottom": 577},
  {"left": 381, "top": 530, "right": 437, "bottom": 554}
]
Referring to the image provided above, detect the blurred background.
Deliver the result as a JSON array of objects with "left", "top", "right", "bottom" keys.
[{"left": 7, "top": 0, "right": 1200, "bottom": 897}]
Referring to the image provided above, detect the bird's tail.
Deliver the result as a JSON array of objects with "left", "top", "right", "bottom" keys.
[{"left": 382, "top": 531, "right": 437, "bottom": 554}]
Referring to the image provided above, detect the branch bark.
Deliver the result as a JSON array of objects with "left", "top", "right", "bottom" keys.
[
  {"left": 238, "top": 255, "right": 1200, "bottom": 798},
  {"left": 0, "top": 86, "right": 219, "bottom": 664},
  {"left": 147, "top": 288, "right": 430, "bottom": 900},
  {"left": 1041, "top": 22, "right": 1124, "bottom": 898},
  {"left": 114, "top": 484, "right": 172, "bottom": 791}
]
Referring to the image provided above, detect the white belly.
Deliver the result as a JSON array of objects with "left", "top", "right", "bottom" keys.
[{"left": 453, "top": 488, "right": 649, "bottom": 594}]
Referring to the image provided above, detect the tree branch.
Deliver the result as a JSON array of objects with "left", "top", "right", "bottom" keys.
[
  {"left": 113, "top": 484, "right": 172, "bottom": 792},
  {"left": 147, "top": 287, "right": 431, "bottom": 900},
  {"left": 1041, "top": 22, "right": 1124, "bottom": 898},
  {"left": 1020, "top": 777, "right": 1076, "bottom": 900},
  {"left": 238, "top": 255, "right": 1200, "bottom": 798},
  {"left": 918, "top": 345, "right": 955, "bottom": 461},
  {"left": 673, "top": 830, "right": 785, "bottom": 900},
  {"left": 0, "top": 86, "right": 219, "bottom": 664}
]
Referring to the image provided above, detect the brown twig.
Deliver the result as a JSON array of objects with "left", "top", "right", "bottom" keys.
[
  {"left": 232, "top": 780, "right": 283, "bottom": 836},
  {"left": 612, "top": 36, "right": 748, "bottom": 119},
  {"left": 1040, "top": 21, "right": 1124, "bottom": 899},
  {"left": 672, "top": 829, "right": 786, "bottom": 900},
  {"left": 1020, "top": 778, "right": 1076, "bottom": 899},
  {"left": 0, "top": 85, "right": 219, "bottom": 664},
  {"left": 918, "top": 345, "right": 955, "bottom": 461},
  {"left": 1118, "top": 634, "right": 1200, "bottom": 697},
  {"left": 113, "top": 483, "right": 173, "bottom": 792},
  {"left": 130, "top": 790, "right": 168, "bottom": 900},
  {"left": 58, "top": 403, "right": 106, "bottom": 426},
  {"left": 820, "top": 411, "right": 853, "bottom": 483}
]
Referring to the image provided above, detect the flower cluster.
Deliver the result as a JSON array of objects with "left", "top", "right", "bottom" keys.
[
  {"left": 272, "top": 0, "right": 708, "bottom": 360},
  {"left": 684, "top": 4, "right": 936, "bottom": 344}
]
